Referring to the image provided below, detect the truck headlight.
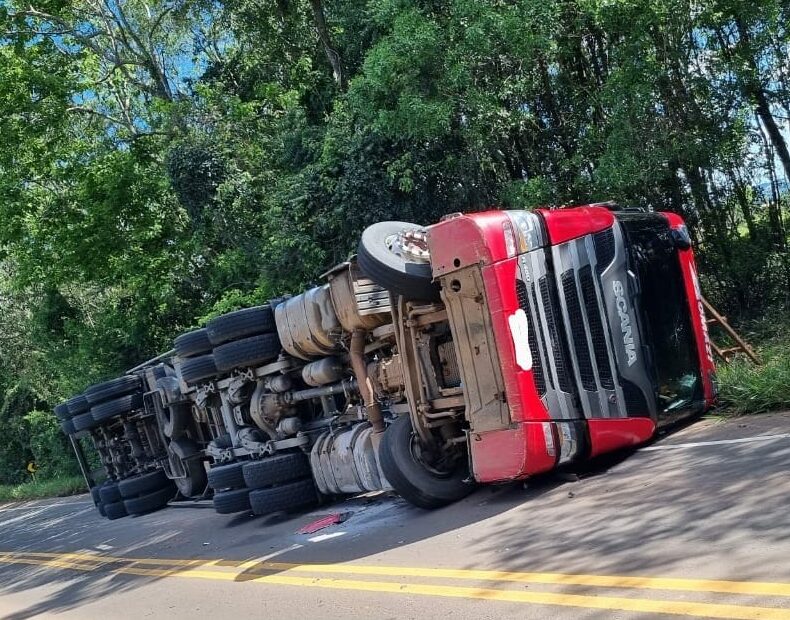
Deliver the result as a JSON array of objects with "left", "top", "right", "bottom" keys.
[{"left": 507, "top": 211, "right": 545, "bottom": 254}]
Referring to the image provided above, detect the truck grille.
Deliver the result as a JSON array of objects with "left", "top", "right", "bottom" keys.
[
  {"left": 561, "top": 269, "right": 596, "bottom": 391},
  {"left": 517, "top": 224, "right": 627, "bottom": 420},
  {"left": 539, "top": 276, "right": 574, "bottom": 393},
  {"left": 579, "top": 266, "right": 615, "bottom": 390},
  {"left": 516, "top": 279, "right": 546, "bottom": 395}
]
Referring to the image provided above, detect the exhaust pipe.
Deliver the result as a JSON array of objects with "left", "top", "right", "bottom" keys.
[{"left": 350, "top": 329, "right": 385, "bottom": 434}]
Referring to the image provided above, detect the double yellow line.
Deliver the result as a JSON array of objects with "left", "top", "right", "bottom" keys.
[{"left": 1, "top": 551, "right": 789, "bottom": 619}]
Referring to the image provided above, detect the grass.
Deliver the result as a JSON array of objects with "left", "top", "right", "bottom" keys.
[
  {"left": 716, "top": 317, "right": 790, "bottom": 415},
  {"left": 0, "top": 475, "right": 87, "bottom": 503}
]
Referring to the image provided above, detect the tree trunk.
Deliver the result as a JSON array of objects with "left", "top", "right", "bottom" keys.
[{"left": 309, "top": 0, "right": 346, "bottom": 89}]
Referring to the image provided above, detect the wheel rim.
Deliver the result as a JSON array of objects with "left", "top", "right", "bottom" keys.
[
  {"left": 385, "top": 228, "right": 431, "bottom": 263},
  {"left": 408, "top": 431, "right": 459, "bottom": 479}
]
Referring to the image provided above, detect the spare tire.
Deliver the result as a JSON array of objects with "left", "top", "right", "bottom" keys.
[
  {"left": 91, "top": 393, "right": 143, "bottom": 423},
  {"left": 162, "top": 403, "right": 191, "bottom": 439},
  {"left": 180, "top": 354, "right": 219, "bottom": 385},
  {"left": 84, "top": 376, "right": 142, "bottom": 405},
  {"left": 206, "top": 306, "right": 276, "bottom": 346},
  {"left": 174, "top": 459, "right": 208, "bottom": 498},
  {"left": 357, "top": 221, "right": 439, "bottom": 302},
  {"left": 213, "top": 333, "right": 281, "bottom": 372},
  {"left": 174, "top": 328, "right": 213, "bottom": 358}
]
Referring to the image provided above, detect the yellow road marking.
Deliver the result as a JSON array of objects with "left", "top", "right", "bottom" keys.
[
  {"left": 111, "top": 566, "right": 790, "bottom": 620},
  {"left": 8, "top": 550, "right": 790, "bottom": 598},
  {"left": 0, "top": 552, "right": 790, "bottom": 620}
]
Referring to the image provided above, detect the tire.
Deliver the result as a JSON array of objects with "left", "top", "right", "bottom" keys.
[
  {"left": 180, "top": 354, "right": 219, "bottom": 385},
  {"left": 249, "top": 479, "right": 317, "bottom": 517},
  {"left": 206, "top": 305, "right": 276, "bottom": 346},
  {"left": 118, "top": 471, "right": 169, "bottom": 499},
  {"left": 207, "top": 461, "right": 246, "bottom": 491},
  {"left": 90, "top": 486, "right": 102, "bottom": 506},
  {"left": 242, "top": 453, "right": 311, "bottom": 490},
  {"left": 85, "top": 376, "right": 142, "bottom": 405},
  {"left": 60, "top": 419, "right": 75, "bottom": 435},
  {"left": 213, "top": 488, "right": 251, "bottom": 514},
  {"left": 357, "top": 221, "right": 440, "bottom": 302},
  {"left": 91, "top": 393, "right": 143, "bottom": 423},
  {"left": 54, "top": 402, "right": 71, "bottom": 421},
  {"left": 379, "top": 415, "right": 473, "bottom": 509},
  {"left": 66, "top": 395, "right": 90, "bottom": 417},
  {"left": 168, "top": 437, "right": 199, "bottom": 460},
  {"left": 213, "top": 334, "right": 281, "bottom": 373},
  {"left": 162, "top": 403, "right": 191, "bottom": 439},
  {"left": 104, "top": 500, "right": 128, "bottom": 520},
  {"left": 174, "top": 328, "right": 213, "bottom": 358},
  {"left": 123, "top": 485, "right": 174, "bottom": 515},
  {"left": 99, "top": 481, "right": 122, "bottom": 504},
  {"left": 174, "top": 460, "right": 208, "bottom": 498},
  {"left": 72, "top": 412, "right": 96, "bottom": 432},
  {"left": 97, "top": 502, "right": 106, "bottom": 517}
]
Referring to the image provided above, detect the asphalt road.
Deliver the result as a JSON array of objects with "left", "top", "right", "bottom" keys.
[{"left": 2, "top": 412, "right": 790, "bottom": 620}]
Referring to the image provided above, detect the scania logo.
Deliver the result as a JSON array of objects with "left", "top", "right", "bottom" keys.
[{"left": 612, "top": 280, "right": 637, "bottom": 366}]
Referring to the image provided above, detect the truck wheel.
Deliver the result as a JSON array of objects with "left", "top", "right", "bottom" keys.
[
  {"left": 379, "top": 415, "right": 473, "bottom": 509},
  {"left": 180, "top": 354, "right": 219, "bottom": 385},
  {"left": 168, "top": 437, "right": 199, "bottom": 460},
  {"left": 84, "top": 375, "right": 142, "bottom": 405},
  {"left": 162, "top": 403, "right": 191, "bottom": 439},
  {"left": 213, "top": 333, "right": 281, "bottom": 372},
  {"left": 213, "top": 488, "right": 251, "bottom": 514},
  {"left": 66, "top": 395, "right": 90, "bottom": 417},
  {"left": 174, "top": 460, "right": 208, "bottom": 498},
  {"left": 242, "top": 453, "right": 311, "bottom": 490},
  {"left": 72, "top": 412, "right": 96, "bottom": 432},
  {"left": 174, "top": 328, "right": 213, "bottom": 358},
  {"left": 123, "top": 485, "right": 174, "bottom": 516},
  {"left": 60, "top": 419, "right": 75, "bottom": 435},
  {"left": 54, "top": 402, "right": 71, "bottom": 421},
  {"left": 357, "top": 221, "right": 440, "bottom": 302},
  {"left": 119, "top": 471, "right": 169, "bottom": 499},
  {"left": 99, "top": 481, "right": 122, "bottom": 505},
  {"left": 206, "top": 305, "right": 276, "bottom": 346},
  {"left": 207, "top": 461, "right": 246, "bottom": 490},
  {"left": 249, "top": 479, "right": 317, "bottom": 517},
  {"left": 91, "top": 393, "right": 143, "bottom": 423},
  {"left": 104, "top": 500, "right": 127, "bottom": 520}
]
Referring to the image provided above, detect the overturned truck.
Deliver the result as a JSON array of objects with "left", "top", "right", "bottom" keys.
[{"left": 54, "top": 205, "right": 717, "bottom": 520}]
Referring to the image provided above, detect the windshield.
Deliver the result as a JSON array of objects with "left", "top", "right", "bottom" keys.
[{"left": 617, "top": 213, "right": 703, "bottom": 419}]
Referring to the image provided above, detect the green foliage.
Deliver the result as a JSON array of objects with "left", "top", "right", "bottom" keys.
[
  {"left": 0, "top": 476, "right": 87, "bottom": 503},
  {"left": 0, "top": 0, "right": 789, "bottom": 486},
  {"left": 23, "top": 411, "right": 81, "bottom": 480},
  {"left": 717, "top": 319, "right": 790, "bottom": 415}
]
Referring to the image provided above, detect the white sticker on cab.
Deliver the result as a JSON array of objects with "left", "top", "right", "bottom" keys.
[{"left": 508, "top": 309, "right": 533, "bottom": 371}]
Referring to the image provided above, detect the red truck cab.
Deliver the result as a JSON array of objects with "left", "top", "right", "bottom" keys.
[{"left": 427, "top": 205, "right": 716, "bottom": 484}]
